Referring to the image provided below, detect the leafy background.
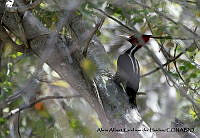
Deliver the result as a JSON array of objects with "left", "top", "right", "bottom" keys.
[{"left": 0, "top": 0, "right": 200, "bottom": 137}]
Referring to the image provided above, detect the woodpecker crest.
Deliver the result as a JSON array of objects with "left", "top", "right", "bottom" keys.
[{"left": 128, "top": 35, "right": 151, "bottom": 47}]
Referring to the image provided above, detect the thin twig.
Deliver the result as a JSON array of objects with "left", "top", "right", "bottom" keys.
[
  {"left": 151, "top": 36, "right": 196, "bottom": 40},
  {"left": 83, "top": 16, "right": 105, "bottom": 56},
  {"left": 141, "top": 51, "right": 184, "bottom": 77},
  {"left": 95, "top": 8, "right": 198, "bottom": 41},
  {"left": 5, "top": 95, "right": 81, "bottom": 119},
  {"left": 173, "top": 44, "right": 185, "bottom": 82},
  {"left": 94, "top": 8, "right": 138, "bottom": 34},
  {"left": 94, "top": 8, "right": 154, "bottom": 48},
  {"left": 0, "top": 25, "right": 28, "bottom": 53},
  {"left": 131, "top": 1, "right": 200, "bottom": 38},
  {"left": 186, "top": 0, "right": 197, "bottom": 4},
  {"left": 145, "top": 46, "right": 200, "bottom": 112},
  {"left": 32, "top": 10, "right": 72, "bottom": 78}
]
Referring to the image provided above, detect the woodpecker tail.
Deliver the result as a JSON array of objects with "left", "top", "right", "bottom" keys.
[{"left": 125, "top": 86, "right": 137, "bottom": 107}]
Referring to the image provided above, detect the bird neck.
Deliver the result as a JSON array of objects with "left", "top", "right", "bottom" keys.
[
  {"left": 125, "top": 45, "right": 141, "bottom": 56},
  {"left": 131, "top": 46, "right": 141, "bottom": 55}
]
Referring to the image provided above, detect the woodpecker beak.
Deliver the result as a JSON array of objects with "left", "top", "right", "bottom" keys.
[{"left": 119, "top": 35, "right": 130, "bottom": 40}]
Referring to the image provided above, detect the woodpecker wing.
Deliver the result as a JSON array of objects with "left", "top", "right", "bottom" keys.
[{"left": 117, "top": 53, "right": 140, "bottom": 92}]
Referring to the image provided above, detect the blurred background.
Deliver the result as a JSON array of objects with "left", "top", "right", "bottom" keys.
[{"left": 0, "top": 0, "right": 200, "bottom": 137}]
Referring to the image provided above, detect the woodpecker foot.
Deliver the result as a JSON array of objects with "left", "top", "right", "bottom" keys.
[
  {"left": 129, "top": 98, "right": 137, "bottom": 108},
  {"left": 113, "top": 72, "right": 122, "bottom": 85},
  {"left": 137, "top": 92, "right": 146, "bottom": 95}
]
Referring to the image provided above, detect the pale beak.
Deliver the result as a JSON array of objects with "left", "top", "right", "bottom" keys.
[{"left": 118, "top": 35, "right": 129, "bottom": 40}]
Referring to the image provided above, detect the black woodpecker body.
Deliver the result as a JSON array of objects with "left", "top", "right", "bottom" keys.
[
  {"left": 115, "top": 35, "right": 151, "bottom": 107},
  {"left": 115, "top": 46, "right": 140, "bottom": 106}
]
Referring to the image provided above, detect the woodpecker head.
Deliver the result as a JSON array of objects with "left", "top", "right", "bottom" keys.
[{"left": 119, "top": 34, "right": 152, "bottom": 47}]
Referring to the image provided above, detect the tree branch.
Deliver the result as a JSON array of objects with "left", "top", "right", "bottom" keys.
[
  {"left": 95, "top": 8, "right": 199, "bottom": 41},
  {"left": 0, "top": 25, "right": 27, "bottom": 53},
  {"left": 69, "top": 10, "right": 156, "bottom": 138},
  {"left": 144, "top": 46, "right": 200, "bottom": 112},
  {"left": 21, "top": 11, "right": 111, "bottom": 133},
  {"left": 5, "top": 95, "right": 81, "bottom": 119},
  {"left": 95, "top": 8, "right": 138, "bottom": 34},
  {"left": 141, "top": 49, "right": 185, "bottom": 77},
  {"left": 83, "top": 16, "right": 105, "bottom": 56},
  {"left": 131, "top": 1, "right": 200, "bottom": 38}
]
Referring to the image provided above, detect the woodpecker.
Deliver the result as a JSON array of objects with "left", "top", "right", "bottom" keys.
[{"left": 115, "top": 34, "right": 151, "bottom": 107}]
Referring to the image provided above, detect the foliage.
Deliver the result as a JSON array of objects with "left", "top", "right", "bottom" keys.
[{"left": 0, "top": 0, "right": 200, "bottom": 137}]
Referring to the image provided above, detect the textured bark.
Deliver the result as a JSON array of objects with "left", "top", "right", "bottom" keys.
[
  {"left": 69, "top": 14, "right": 156, "bottom": 138},
  {"left": 86, "top": 39, "right": 156, "bottom": 138},
  {"left": 22, "top": 11, "right": 110, "bottom": 131}
]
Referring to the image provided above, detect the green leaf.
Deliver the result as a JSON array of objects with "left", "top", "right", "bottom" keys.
[
  {"left": 96, "top": 30, "right": 101, "bottom": 36},
  {"left": 0, "top": 118, "right": 6, "bottom": 124},
  {"left": 188, "top": 108, "right": 197, "bottom": 119},
  {"left": 168, "top": 71, "right": 179, "bottom": 78},
  {"left": 132, "top": 16, "right": 144, "bottom": 23},
  {"left": 179, "top": 66, "right": 186, "bottom": 72},
  {"left": 67, "top": 111, "right": 90, "bottom": 136},
  {"left": 80, "top": 58, "right": 97, "bottom": 79},
  {"left": 190, "top": 73, "right": 197, "bottom": 78},
  {"left": 187, "top": 43, "right": 197, "bottom": 52}
]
